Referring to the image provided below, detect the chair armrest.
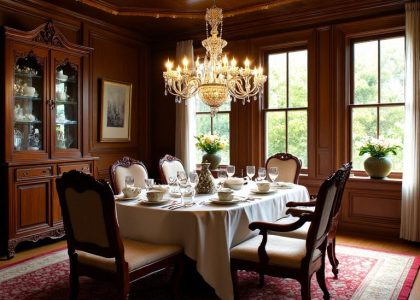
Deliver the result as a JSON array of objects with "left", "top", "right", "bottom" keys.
[
  {"left": 286, "top": 200, "right": 317, "bottom": 207},
  {"left": 249, "top": 213, "right": 312, "bottom": 233},
  {"left": 286, "top": 208, "right": 314, "bottom": 218}
]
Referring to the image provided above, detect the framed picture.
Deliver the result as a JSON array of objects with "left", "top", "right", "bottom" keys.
[{"left": 100, "top": 79, "right": 132, "bottom": 142}]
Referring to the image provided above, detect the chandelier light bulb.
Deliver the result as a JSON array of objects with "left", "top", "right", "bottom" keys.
[
  {"left": 231, "top": 57, "right": 237, "bottom": 67},
  {"left": 165, "top": 59, "right": 173, "bottom": 71},
  {"left": 244, "top": 58, "right": 250, "bottom": 69}
]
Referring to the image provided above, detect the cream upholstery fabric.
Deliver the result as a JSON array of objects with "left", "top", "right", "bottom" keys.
[
  {"left": 77, "top": 238, "right": 182, "bottom": 272},
  {"left": 65, "top": 188, "right": 109, "bottom": 247},
  {"left": 316, "top": 185, "right": 337, "bottom": 239},
  {"left": 267, "top": 159, "right": 298, "bottom": 183},
  {"left": 272, "top": 216, "right": 310, "bottom": 239},
  {"left": 230, "top": 235, "right": 321, "bottom": 269},
  {"left": 115, "top": 164, "right": 148, "bottom": 192},
  {"left": 162, "top": 160, "right": 185, "bottom": 183}
]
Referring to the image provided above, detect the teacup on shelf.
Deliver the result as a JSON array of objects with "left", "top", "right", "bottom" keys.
[{"left": 23, "top": 86, "right": 36, "bottom": 97}]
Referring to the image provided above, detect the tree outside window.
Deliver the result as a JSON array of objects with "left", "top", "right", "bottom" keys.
[
  {"left": 351, "top": 36, "right": 405, "bottom": 171},
  {"left": 264, "top": 49, "right": 308, "bottom": 168}
]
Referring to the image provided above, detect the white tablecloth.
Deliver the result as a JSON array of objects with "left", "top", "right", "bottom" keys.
[{"left": 116, "top": 184, "right": 309, "bottom": 300}]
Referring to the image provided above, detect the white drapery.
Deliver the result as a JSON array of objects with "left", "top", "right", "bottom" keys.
[
  {"left": 401, "top": 1, "right": 420, "bottom": 242},
  {"left": 175, "top": 40, "right": 196, "bottom": 172}
]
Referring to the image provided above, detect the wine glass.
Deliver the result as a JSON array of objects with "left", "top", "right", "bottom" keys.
[
  {"left": 125, "top": 175, "right": 134, "bottom": 188},
  {"left": 258, "top": 167, "right": 266, "bottom": 181},
  {"left": 246, "top": 166, "right": 255, "bottom": 181},
  {"left": 188, "top": 171, "right": 199, "bottom": 201},
  {"left": 226, "top": 165, "right": 235, "bottom": 178},
  {"left": 144, "top": 178, "right": 154, "bottom": 191},
  {"left": 217, "top": 169, "right": 228, "bottom": 190},
  {"left": 268, "top": 167, "right": 279, "bottom": 182},
  {"left": 177, "top": 171, "right": 188, "bottom": 203}
]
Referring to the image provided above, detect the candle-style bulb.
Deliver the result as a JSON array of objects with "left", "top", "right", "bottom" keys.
[
  {"left": 165, "top": 59, "right": 173, "bottom": 71},
  {"left": 244, "top": 58, "right": 250, "bottom": 68}
]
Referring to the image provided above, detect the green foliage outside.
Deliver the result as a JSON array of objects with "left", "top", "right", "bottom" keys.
[{"left": 352, "top": 37, "right": 405, "bottom": 171}]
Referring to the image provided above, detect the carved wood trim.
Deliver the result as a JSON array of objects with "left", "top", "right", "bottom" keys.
[
  {"left": 4, "top": 21, "right": 93, "bottom": 55},
  {"left": 76, "top": 0, "right": 299, "bottom": 19}
]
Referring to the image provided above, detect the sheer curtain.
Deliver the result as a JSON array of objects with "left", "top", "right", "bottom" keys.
[
  {"left": 175, "top": 40, "right": 196, "bottom": 172},
  {"left": 401, "top": 1, "right": 420, "bottom": 242}
]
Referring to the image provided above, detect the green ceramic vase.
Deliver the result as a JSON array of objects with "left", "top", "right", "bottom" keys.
[
  {"left": 363, "top": 156, "right": 392, "bottom": 179},
  {"left": 202, "top": 152, "right": 221, "bottom": 170}
]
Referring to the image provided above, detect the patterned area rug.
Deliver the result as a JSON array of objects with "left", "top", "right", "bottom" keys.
[{"left": 0, "top": 245, "right": 418, "bottom": 300}]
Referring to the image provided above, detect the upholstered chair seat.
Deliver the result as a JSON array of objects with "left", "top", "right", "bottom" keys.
[{"left": 231, "top": 235, "right": 321, "bottom": 269}]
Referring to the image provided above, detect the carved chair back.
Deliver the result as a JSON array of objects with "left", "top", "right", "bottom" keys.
[
  {"left": 159, "top": 154, "right": 185, "bottom": 184},
  {"left": 265, "top": 153, "right": 302, "bottom": 183},
  {"left": 110, "top": 156, "right": 148, "bottom": 193}
]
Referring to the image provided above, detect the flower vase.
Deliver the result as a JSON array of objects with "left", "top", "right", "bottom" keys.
[
  {"left": 363, "top": 156, "right": 392, "bottom": 179},
  {"left": 196, "top": 163, "right": 216, "bottom": 194},
  {"left": 202, "top": 153, "right": 221, "bottom": 170}
]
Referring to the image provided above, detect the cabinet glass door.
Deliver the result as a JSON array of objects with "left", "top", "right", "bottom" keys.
[
  {"left": 54, "top": 61, "right": 78, "bottom": 151},
  {"left": 13, "top": 53, "right": 44, "bottom": 152}
]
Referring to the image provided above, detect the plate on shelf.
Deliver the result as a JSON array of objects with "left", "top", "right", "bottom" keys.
[
  {"left": 138, "top": 198, "right": 171, "bottom": 206},
  {"left": 209, "top": 198, "right": 242, "bottom": 205},
  {"left": 114, "top": 195, "right": 140, "bottom": 201},
  {"left": 250, "top": 188, "right": 277, "bottom": 195}
]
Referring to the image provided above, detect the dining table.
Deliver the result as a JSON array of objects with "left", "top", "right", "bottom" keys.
[{"left": 115, "top": 181, "right": 310, "bottom": 300}]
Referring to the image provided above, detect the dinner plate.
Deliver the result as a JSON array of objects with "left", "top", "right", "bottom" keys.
[
  {"left": 250, "top": 188, "right": 277, "bottom": 194},
  {"left": 114, "top": 195, "right": 140, "bottom": 201},
  {"left": 138, "top": 199, "right": 171, "bottom": 206},
  {"left": 209, "top": 198, "right": 242, "bottom": 205}
]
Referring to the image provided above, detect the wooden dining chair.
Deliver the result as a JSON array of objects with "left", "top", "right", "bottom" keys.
[
  {"left": 56, "top": 170, "right": 183, "bottom": 300},
  {"left": 265, "top": 152, "right": 302, "bottom": 183},
  {"left": 159, "top": 154, "right": 185, "bottom": 184},
  {"left": 110, "top": 156, "right": 148, "bottom": 194},
  {"left": 230, "top": 166, "right": 349, "bottom": 300},
  {"left": 275, "top": 162, "right": 352, "bottom": 278}
]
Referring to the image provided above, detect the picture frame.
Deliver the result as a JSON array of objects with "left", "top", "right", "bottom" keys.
[{"left": 100, "top": 79, "right": 132, "bottom": 142}]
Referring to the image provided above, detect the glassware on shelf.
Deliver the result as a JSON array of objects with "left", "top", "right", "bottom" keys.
[
  {"left": 13, "top": 129, "right": 22, "bottom": 151},
  {"left": 28, "top": 127, "right": 40, "bottom": 150}
]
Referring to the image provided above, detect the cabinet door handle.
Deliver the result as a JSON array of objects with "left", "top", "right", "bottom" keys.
[
  {"left": 42, "top": 169, "right": 49, "bottom": 174},
  {"left": 23, "top": 171, "right": 29, "bottom": 176},
  {"left": 48, "top": 99, "right": 55, "bottom": 110}
]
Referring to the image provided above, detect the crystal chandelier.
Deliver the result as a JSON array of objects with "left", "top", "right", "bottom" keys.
[{"left": 163, "top": 3, "right": 267, "bottom": 116}]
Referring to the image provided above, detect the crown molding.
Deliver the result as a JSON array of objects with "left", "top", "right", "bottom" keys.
[{"left": 75, "top": 0, "right": 298, "bottom": 19}]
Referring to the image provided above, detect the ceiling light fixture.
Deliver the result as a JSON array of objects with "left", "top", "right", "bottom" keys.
[{"left": 163, "top": 2, "right": 267, "bottom": 116}]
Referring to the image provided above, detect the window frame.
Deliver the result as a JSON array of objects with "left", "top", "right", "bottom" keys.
[
  {"left": 263, "top": 46, "right": 309, "bottom": 170},
  {"left": 348, "top": 33, "right": 405, "bottom": 178}
]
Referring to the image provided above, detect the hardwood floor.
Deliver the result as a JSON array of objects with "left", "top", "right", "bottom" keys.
[{"left": 1, "top": 234, "right": 419, "bottom": 299}]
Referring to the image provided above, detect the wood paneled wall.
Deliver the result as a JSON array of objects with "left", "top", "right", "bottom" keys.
[
  {"left": 0, "top": 0, "right": 151, "bottom": 181},
  {"left": 150, "top": 6, "right": 406, "bottom": 238}
]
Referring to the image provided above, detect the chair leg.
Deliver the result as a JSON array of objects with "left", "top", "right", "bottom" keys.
[
  {"left": 316, "top": 260, "right": 330, "bottom": 300},
  {"left": 258, "top": 271, "right": 265, "bottom": 288},
  {"left": 300, "top": 276, "right": 311, "bottom": 300},
  {"left": 171, "top": 256, "right": 184, "bottom": 300},
  {"left": 69, "top": 259, "right": 79, "bottom": 300},
  {"left": 230, "top": 265, "right": 239, "bottom": 300},
  {"left": 327, "top": 238, "right": 339, "bottom": 278}
]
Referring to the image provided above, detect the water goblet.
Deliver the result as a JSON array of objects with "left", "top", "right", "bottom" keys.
[
  {"left": 227, "top": 165, "right": 235, "bottom": 178},
  {"left": 217, "top": 169, "right": 228, "bottom": 190},
  {"left": 144, "top": 178, "right": 154, "bottom": 191},
  {"left": 258, "top": 167, "right": 266, "bottom": 181},
  {"left": 246, "top": 166, "right": 255, "bottom": 181},
  {"left": 177, "top": 171, "right": 188, "bottom": 203},
  {"left": 189, "top": 171, "right": 199, "bottom": 201},
  {"left": 268, "top": 167, "right": 279, "bottom": 182},
  {"left": 125, "top": 175, "right": 134, "bottom": 188}
]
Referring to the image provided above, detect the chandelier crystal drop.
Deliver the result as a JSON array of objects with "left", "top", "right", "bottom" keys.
[{"left": 163, "top": 4, "right": 267, "bottom": 116}]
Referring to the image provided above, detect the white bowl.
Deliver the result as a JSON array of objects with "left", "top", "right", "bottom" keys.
[
  {"left": 225, "top": 177, "right": 245, "bottom": 190},
  {"left": 122, "top": 186, "right": 141, "bottom": 198},
  {"left": 23, "top": 86, "right": 35, "bottom": 97},
  {"left": 217, "top": 188, "right": 234, "bottom": 201},
  {"left": 256, "top": 181, "right": 271, "bottom": 192},
  {"left": 146, "top": 189, "right": 165, "bottom": 202}
]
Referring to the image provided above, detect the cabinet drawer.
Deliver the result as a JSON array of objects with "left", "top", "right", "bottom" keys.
[
  {"left": 58, "top": 163, "right": 91, "bottom": 175},
  {"left": 16, "top": 166, "right": 53, "bottom": 181}
]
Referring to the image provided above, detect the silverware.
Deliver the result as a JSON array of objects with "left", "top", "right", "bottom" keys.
[{"left": 168, "top": 203, "right": 196, "bottom": 210}]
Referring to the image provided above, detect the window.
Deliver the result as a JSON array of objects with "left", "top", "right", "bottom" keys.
[
  {"left": 351, "top": 36, "right": 405, "bottom": 171},
  {"left": 195, "top": 98, "right": 231, "bottom": 164},
  {"left": 264, "top": 49, "right": 308, "bottom": 167}
]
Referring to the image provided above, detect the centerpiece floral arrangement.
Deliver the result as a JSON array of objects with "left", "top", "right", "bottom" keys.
[
  {"left": 195, "top": 134, "right": 226, "bottom": 154},
  {"left": 358, "top": 137, "right": 401, "bottom": 157}
]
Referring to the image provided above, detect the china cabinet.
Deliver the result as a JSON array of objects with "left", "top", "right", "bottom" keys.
[{"left": 1, "top": 21, "right": 97, "bottom": 258}]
